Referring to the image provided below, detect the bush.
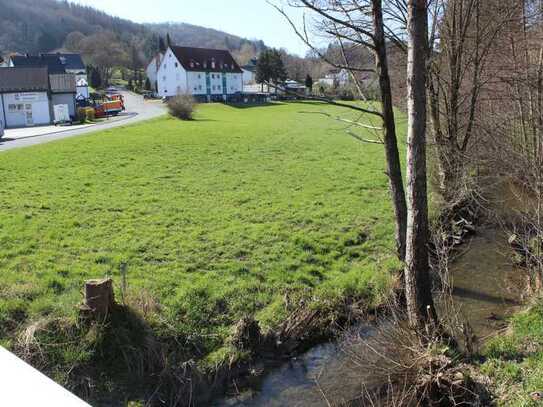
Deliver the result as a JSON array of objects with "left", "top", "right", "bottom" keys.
[
  {"left": 77, "top": 107, "right": 95, "bottom": 123},
  {"left": 167, "top": 94, "right": 196, "bottom": 120}
]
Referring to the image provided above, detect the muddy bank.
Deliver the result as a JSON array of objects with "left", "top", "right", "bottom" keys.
[{"left": 216, "top": 228, "right": 524, "bottom": 407}]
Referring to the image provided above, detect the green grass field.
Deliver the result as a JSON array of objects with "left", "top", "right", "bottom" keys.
[{"left": 0, "top": 102, "right": 401, "bottom": 370}]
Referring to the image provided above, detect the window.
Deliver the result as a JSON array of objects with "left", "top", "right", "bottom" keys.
[
  {"left": 198, "top": 85, "right": 202, "bottom": 90},
  {"left": 198, "top": 74, "right": 201, "bottom": 79},
  {"left": 164, "top": 89, "right": 167, "bottom": 93},
  {"left": 164, "top": 64, "right": 167, "bottom": 69},
  {"left": 175, "top": 62, "right": 178, "bottom": 68},
  {"left": 194, "top": 87, "right": 197, "bottom": 91},
  {"left": 211, "top": 74, "right": 215, "bottom": 79},
  {"left": 163, "top": 76, "right": 166, "bottom": 81}
]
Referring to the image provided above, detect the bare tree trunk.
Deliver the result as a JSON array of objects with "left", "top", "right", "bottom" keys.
[
  {"left": 372, "top": 0, "right": 408, "bottom": 260},
  {"left": 405, "top": 0, "right": 438, "bottom": 328}
]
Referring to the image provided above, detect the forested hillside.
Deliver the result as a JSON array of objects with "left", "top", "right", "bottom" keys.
[{"left": 0, "top": 0, "right": 266, "bottom": 63}]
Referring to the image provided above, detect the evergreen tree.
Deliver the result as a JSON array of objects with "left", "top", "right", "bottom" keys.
[
  {"left": 89, "top": 66, "right": 102, "bottom": 89},
  {"left": 256, "top": 50, "right": 272, "bottom": 86},
  {"left": 145, "top": 77, "right": 152, "bottom": 91},
  {"left": 38, "top": 31, "right": 57, "bottom": 51},
  {"left": 305, "top": 74, "right": 313, "bottom": 92},
  {"left": 159, "top": 36, "right": 167, "bottom": 53},
  {"left": 256, "top": 49, "right": 287, "bottom": 92}
]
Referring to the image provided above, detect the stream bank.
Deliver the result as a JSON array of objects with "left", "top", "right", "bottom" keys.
[{"left": 217, "top": 227, "right": 524, "bottom": 406}]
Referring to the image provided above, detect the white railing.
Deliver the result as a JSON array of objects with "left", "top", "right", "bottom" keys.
[{"left": 0, "top": 347, "right": 91, "bottom": 406}]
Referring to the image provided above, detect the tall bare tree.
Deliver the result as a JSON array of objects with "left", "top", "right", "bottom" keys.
[
  {"left": 427, "top": 0, "right": 513, "bottom": 202},
  {"left": 404, "top": 0, "right": 438, "bottom": 327}
]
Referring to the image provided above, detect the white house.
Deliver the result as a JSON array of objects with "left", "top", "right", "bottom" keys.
[
  {"left": 0, "top": 67, "right": 77, "bottom": 128},
  {"left": 318, "top": 68, "right": 350, "bottom": 87},
  {"left": 146, "top": 52, "right": 164, "bottom": 93},
  {"left": 156, "top": 46, "right": 243, "bottom": 102},
  {"left": 0, "top": 67, "right": 52, "bottom": 128}
]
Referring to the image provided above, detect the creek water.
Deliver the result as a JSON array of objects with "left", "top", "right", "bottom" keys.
[{"left": 216, "top": 228, "right": 524, "bottom": 407}]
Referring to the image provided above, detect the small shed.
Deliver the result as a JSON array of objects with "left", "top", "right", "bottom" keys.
[{"left": 49, "top": 74, "right": 77, "bottom": 118}]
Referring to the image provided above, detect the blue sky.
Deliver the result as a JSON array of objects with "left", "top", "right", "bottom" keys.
[{"left": 71, "top": 0, "right": 312, "bottom": 56}]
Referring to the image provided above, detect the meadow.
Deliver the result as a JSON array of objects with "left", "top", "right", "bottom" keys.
[{"left": 0, "top": 102, "right": 402, "bottom": 381}]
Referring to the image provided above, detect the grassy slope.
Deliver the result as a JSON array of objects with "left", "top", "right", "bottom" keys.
[
  {"left": 481, "top": 300, "right": 543, "bottom": 406},
  {"left": 0, "top": 102, "right": 401, "bottom": 366}
]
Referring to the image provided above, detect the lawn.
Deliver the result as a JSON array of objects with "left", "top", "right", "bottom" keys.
[{"left": 0, "top": 102, "right": 401, "bottom": 385}]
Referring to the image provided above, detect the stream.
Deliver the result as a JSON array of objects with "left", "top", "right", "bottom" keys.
[{"left": 216, "top": 228, "right": 524, "bottom": 407}]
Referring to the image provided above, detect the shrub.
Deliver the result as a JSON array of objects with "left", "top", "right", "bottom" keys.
[
  {"left": 77, "top": 107, "right": 95, "bottom": 123},
  {"left": 167, "top": 94, "right": 196, "bottom": 120}
]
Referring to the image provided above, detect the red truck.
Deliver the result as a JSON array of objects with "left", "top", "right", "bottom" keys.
[{"left": 94, "top": 95, "right": 125, "bottom": 118}]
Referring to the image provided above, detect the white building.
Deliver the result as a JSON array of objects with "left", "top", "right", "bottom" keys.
[
  {"left": 146, "top": 52, "right": 164, "bottom": 93},
  {"left": 156, "top": 46, "right": 243, "bottom": 102},
  {"left": 0, "top": 67, "right": 77, "bottom": 128},
  {"left": 318, "top": 68, "right": 350, "bottom": 88},
  {"left": 0, "top": 67, "right": 51, "bottom": 128}
]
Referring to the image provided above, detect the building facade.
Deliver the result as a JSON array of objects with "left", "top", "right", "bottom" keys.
[
  {"left": 156, "top": 46, "right": 243, "bottom": 102},
  {"left": 146, "top": 52, "right": 164, "bottom": 93},
  {"left": 0, "top": 68, "right": 51, "bottom": 128},
  {"left": 0, "top": 67, "right": 77, "bottom": 128}
]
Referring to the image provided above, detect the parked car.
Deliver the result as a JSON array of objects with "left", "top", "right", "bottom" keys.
[{"left": 106, "top": 86, "right": 118, "bottom": 94}]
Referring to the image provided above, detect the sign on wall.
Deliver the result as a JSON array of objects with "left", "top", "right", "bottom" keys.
[{"left": 13, "top": 93, "right": 46, "bottom": 102}]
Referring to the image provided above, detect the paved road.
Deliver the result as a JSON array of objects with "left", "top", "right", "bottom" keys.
[{"left": 0, "top": 91, "right": 166, "bottom": 152}]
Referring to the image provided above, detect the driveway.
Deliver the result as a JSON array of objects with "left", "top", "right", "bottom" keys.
[{"left": 0, "top": 91, "right": 166, "bottom": 152}]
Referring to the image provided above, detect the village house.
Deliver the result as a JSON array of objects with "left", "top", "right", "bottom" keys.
[
  {"left": 0, "top": 67, "right": 52, "bottom": 128},
  {"left": 0, "top": 67, "right": 77, "bottom": 128},
  {"left": 9, "top": 53, "right": 88, "bottom": 100},
  {"left": 156, "top": 46, "right": 243, "bottom": 102},
  {"left": 318, "top": 68, "right": 350, "bottom": 87},
  {"left": 146, "top": 51, "right": 164, "bottom": 93}
]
